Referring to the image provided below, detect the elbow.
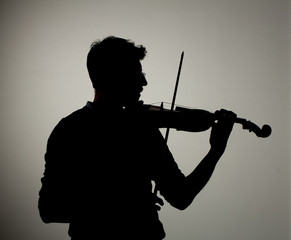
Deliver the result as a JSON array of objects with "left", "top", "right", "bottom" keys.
[
  {"left": 38, "top": 206, "right": 70, "bottom": 224},
  {"left": 170, "top": 195, "right": 195, "bottom": 211},
  {"left": 175, "top": 204, "right": 188, "bottom": 211},
  {"left": 38, "top": 207, "right": 52, "bottom": 224},
  {"left": 40, "top": 215, "right": 51, "bottom": 224},
  {"left": 162, "top": 184, "right": 197, "bottom": 210},
  {"left": 38, "top": 201, "right": 53, "bottom": 224},
  {"left": 38, "top": 198, "right": 70, "bottom": 224},
  {"left": 176, "top": 200, "right": 193, "bottom": 211}
]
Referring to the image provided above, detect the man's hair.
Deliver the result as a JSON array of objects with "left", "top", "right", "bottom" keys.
[{"left": 87, "top": 36, "right": 147, "bottom": 89}]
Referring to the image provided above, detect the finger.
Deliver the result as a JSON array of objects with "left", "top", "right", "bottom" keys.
[
  {"left": 155, "top": 196, "right": 164, "bottom": 206},
  {"left": 216, "top": 109, "right": 237, "bottom": 122},
  {"left": 155, "top": 205, "right": 162, "bottom": 211}
]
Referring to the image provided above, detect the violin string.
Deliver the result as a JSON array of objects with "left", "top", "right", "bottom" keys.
[{"left": 149, "top": 101, "right": 194, "bottom": 110}]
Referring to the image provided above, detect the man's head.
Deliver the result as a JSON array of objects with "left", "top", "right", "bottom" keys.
[{"left": 87, "top": 36, "right": 147, "bottom": 108}]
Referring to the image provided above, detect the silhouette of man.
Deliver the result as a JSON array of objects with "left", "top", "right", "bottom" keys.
[{"left": 39, "top": 36, "right": 235, "bottom": 240}]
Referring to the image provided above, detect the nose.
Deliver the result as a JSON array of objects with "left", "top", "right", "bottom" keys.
[{"left": 141, "top": 73, "right": 147, "bottom": 86}]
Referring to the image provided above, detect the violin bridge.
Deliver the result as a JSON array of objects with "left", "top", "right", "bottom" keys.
[{"left": 160, "top": 102, "right": 164, "bottom": 112}]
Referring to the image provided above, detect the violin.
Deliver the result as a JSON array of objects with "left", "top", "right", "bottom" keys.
[{"left": 137, "top": 103, "right": 272, "bottom": 138}]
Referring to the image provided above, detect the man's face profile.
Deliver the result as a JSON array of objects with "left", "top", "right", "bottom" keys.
[{"left": 116, "top": 59, "right": 147, "bottom": 108}]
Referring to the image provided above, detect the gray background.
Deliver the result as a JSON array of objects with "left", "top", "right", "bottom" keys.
[{"left": 0, "top": 0, "right": 290, "bottom": 239}]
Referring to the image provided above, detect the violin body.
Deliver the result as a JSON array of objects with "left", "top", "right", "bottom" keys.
[{"left": 139, "top": 104, "right": 214, "bottom": 132}]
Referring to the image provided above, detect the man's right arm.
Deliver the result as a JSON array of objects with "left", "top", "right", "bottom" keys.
[{"left": 38, "top": 120, "right": 73, "bottom": 223}]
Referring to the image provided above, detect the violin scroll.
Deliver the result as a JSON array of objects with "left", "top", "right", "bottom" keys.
[
  {"left": 261, "top": 125, "right": 272, "bottom": 138},
  {"left": 235, "top": 118, "right": 272, "bottom": 138},
  {"left": 213, "top": 109, "right": 272, "bottom": 138}
]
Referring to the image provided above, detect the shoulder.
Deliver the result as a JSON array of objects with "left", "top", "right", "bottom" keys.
[
  {"left": 48, "top": 105, "right": 92, "bottom": 141},
  {"left": 63, "top": 105, "right": 91, "bottom": 123},
  {"left": 58, "top": 104, "right": 94, "bottom": 128}
]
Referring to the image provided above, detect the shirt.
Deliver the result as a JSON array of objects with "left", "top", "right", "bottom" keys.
[{"left": 39, "top": 102, "right": 188, "bottom": 240}]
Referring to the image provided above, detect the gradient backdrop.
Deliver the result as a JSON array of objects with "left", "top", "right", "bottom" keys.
[{"left": 0, "top": 0, "right": 290, "bottom": 239}]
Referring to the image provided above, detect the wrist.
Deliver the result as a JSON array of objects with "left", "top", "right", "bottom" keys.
[{"left": 208, "top": 147, "right": 225, "bottom": 160}]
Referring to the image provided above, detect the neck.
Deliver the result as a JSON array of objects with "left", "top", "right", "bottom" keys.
[{"left": 93, "top": 89, "right": 123, "bottom": 110}]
